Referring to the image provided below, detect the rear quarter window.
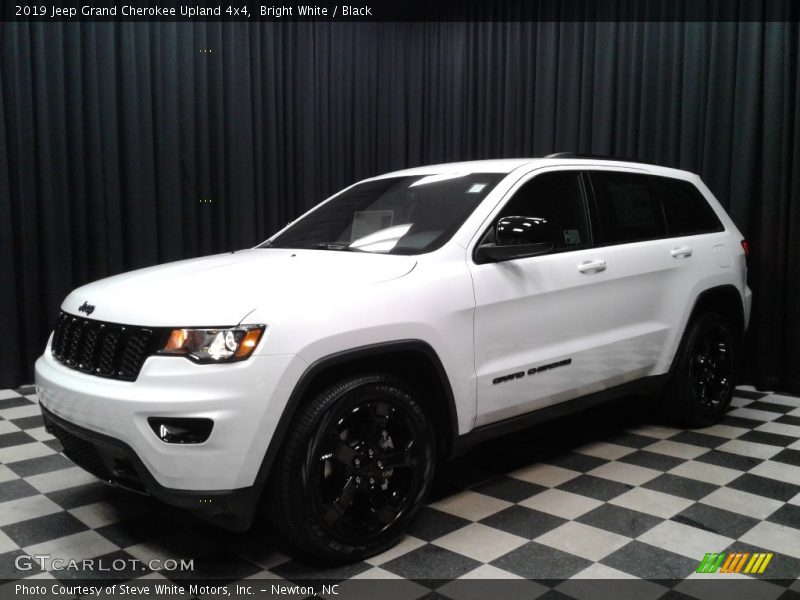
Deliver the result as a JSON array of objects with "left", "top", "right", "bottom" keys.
[{"left": 650, "top": 176, "right": 724, "bottom": 236}]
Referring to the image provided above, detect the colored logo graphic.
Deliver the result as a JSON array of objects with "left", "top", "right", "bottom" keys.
[{"left": 696, "top": 552, "right": 773, "bottom": 574}]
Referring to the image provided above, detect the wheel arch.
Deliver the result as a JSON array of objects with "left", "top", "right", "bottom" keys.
[
  {"left": 687, "top": 284, "right": 746, "bottom": 343},
  {"left": 667, "top": 283, "right": 746, "bottom": 379},
  {"left": 253, "top": 340, "right": 458, "bottom": 486}
]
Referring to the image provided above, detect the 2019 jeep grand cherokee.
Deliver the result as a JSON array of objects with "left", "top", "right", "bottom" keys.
[{"left": 35, "top": 155, "right": 751, "bottom": 561}]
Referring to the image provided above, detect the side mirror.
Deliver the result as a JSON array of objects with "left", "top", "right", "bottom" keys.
[
  {"left": 496, "top": 216, "right": 553, "bottom": 246},
  {"left": 475, "top": 215, "right": 554, "bottom": 263}
]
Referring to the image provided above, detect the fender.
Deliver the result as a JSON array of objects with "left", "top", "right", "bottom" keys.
[{"left": 252, "top": 339, "right": 458, "bottom": 486}]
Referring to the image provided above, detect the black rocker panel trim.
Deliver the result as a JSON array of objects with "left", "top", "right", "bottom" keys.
[
  {"left": 252, "top": 340, "right": 459, "bottom": 486},
  {"left": 451, "top": 374, "right": 668, "bottom": 456}
]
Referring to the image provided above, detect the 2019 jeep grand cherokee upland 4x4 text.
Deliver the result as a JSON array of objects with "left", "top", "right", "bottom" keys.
[{"left": 35, "top": 155, "right": 751, "bottom": 561}]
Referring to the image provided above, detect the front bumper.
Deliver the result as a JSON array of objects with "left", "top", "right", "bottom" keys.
[
  {"left": 35, "top": 344, "right": 308, "bottom": 492},
  {"left": 41, "top": 405, "right": 260, "bottom": 530}
]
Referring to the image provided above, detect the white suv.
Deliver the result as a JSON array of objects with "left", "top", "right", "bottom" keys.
[{"left": 35, "top": 155, "right": 751, "bottom": 561}]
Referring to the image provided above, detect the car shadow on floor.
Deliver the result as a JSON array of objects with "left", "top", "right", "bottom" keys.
[{"left": 429, "top": 393, "right": 658, "bottom": 501}]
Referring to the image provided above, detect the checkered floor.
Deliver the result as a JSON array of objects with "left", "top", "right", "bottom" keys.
[{"left": 1, "top": 385, "right": 800, "bottom": 595}]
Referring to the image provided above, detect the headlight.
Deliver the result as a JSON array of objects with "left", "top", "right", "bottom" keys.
[{"left": 158, "top": 325, "right": 265, "bottom": 363}]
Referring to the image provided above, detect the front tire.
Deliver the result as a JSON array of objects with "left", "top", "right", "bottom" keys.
[
  {"left": 661, "top": 312, "right": 737, "bottom": 428},
  {"left": 267, "top": 374, "right": 435, "bottom": 563}
]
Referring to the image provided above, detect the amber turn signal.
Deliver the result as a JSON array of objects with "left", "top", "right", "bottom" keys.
[{"left": 235, "top": 328, "right": 264, "bottom": 358}]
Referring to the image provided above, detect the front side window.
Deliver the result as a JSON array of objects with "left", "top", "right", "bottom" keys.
[
  {"left": 588, "top": 171, "right": 667, "bottom": 245},
  {"left": 481, "top": 170, "right": 589, "bottom": 251},
  {"left": 264, "top": 173, "right": 504, "bottom": 255}
]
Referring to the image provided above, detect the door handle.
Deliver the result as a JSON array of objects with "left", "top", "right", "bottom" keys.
[
  {"left": 578, "top": 259, "right": 607, "bottom": 274},
  {"left": 670, "top": 246, "right": 693, "bottom": 258}
]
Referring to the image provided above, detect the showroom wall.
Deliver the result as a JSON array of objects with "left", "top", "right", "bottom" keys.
[{"left": 1, "top": 16, "right": 798, "bottom": 392}]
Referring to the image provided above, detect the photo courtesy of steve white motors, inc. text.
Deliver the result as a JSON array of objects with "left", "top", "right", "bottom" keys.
[
  {"left": 14, "top": 3, "right": 374, "bottom": 18},
  {"left": 14, "top": 582, "right": 340, "bottom": 597}
]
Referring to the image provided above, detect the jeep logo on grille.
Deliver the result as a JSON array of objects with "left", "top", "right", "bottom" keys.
[{"left": 78, "top": 301, "right": 95, "bottom": 315}]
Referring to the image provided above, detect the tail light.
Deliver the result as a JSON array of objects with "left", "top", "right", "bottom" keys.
[{"left": 741, "top": 239, "right": 750, "bottom": 264}]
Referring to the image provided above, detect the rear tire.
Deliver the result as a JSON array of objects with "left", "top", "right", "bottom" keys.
[
  {"left": 267, "top": 374, "right": 435, "bottom": 563},
  {"left": 661, "top": 312, "right": 737, "bottom": 428}
]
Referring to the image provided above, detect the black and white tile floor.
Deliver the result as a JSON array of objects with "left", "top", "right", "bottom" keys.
[{"left": 1, "top": 385, "right": 800, "bottom": 596}]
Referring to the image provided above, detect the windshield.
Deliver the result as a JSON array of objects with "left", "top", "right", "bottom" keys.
[{"left": 262, "top": 172, "right": 505, "bottom": 255}]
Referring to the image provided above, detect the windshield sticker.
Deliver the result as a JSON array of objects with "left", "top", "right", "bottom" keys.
[
  {"left": 467, "top": 183, "right": 487, "bottom": 194},
  {"left": 563, "top": 229, "right": 581, "bottom": 245},
  {"left": 351, "top": 210, "right": 395, "bottom": 241}
]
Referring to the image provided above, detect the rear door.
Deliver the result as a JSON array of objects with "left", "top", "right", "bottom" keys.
[
  {"left": 583, "top": 169, "right": 708, "bottom": 379},
  {"left": 647, "top": 174, "right": 726, "bottom": 366}
]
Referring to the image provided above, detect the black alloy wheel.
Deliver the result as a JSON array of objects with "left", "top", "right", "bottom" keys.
[
  {"left": 688, "top": 323, "right": 733, "bottom": 415},
  {"left": 310, "top": 398, "right": 425, "bottom": 540},
  {"left": 662, "top": 312, "right": 737, "bottom": 428},
  {"left": 267, "top": 374, "right": 435, "bottom": 562}
]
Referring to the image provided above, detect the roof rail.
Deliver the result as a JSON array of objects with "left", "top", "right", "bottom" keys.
[{"left": 544, "top": 152, "right": 655, "bottom": 165}]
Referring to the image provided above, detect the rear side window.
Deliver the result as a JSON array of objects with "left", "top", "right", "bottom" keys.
[
  {"left": 650, "top": 176, "right": 724, "bottom": 236},
  {"left": 588, "top": 171, "right": 667, "bottom": 245}
]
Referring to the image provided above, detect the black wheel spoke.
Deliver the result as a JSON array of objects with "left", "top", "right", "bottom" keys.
[
  {"left": 323, "top": 475, "right": 359, "bottom": 526},
  {"left": 364, "top": 402, "right": 390, "bottom": 446},
  {"left": 368, "top": 488, "right": 401, "bottom": 526},
  {"left": 338, "top": 475, "right": 358, "bottom": 507},
  {"left": 382, "top": 440, "right": 414, "bottom": 470},
  {"left": 333, "top": 441, "right": 356, "bottom": 465}
]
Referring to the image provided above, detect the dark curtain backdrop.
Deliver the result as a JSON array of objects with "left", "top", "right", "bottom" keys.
[{"left": 1, "top": 18, "right": 799, "bottom": 392}]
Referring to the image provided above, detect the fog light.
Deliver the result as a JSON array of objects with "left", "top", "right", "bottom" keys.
[{"left": 148, "top": 417, "right": 213, "bottom": 444}]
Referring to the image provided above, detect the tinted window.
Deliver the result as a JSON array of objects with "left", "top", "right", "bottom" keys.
[
  {"left": 487, "top": 171, "right": 589, "bottom": 251},
  {"left": 266, "top": 173, "right": 504, "bottom": 255},
  {"left": 650, "top": 176, "right": 724, "bottom": 236},
  {"left": 588, "top": 171, "right": 667, "bottom": 244}
]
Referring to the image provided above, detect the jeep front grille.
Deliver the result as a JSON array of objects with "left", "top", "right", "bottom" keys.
[{"left": 51, "top": 312, "right": 161, "bottom": 381}]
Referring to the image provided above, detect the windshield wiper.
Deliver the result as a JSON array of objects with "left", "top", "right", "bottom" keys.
[
  {"left": 313, "top": 243, "right": 365, "bottom": 252},
  {"left": 259, "top": 242, "right": 365, "bottom": 252}
]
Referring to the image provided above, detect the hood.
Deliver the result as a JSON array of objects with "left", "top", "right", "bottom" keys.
[{"left": 61, "top": 249, "right": 417, "bottom": 326}]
